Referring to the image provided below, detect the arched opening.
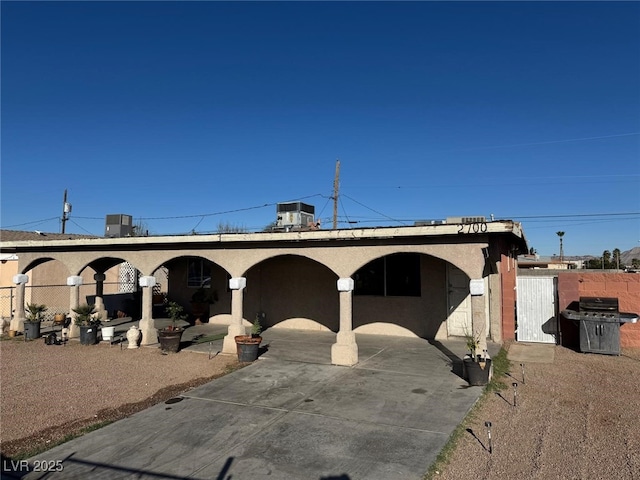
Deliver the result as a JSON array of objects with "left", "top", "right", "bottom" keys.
[
  {"left": 351, "top": 253, "right": 481, "bottom": 339},
  {"left": 81, "top": 257, "right": 143, "bottom": 320},
  {"left": 161, "top": 255, "right": 230, "bottom": 324},
  {"left": 242, "top": 255, "right": 339, "bottom": 331},
  {"left": 19, "top": 258, "right": 70, "bottom": 321}
]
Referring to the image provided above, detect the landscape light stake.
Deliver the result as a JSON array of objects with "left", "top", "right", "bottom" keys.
[
  {"left": 521, "top": 363, "right": 525, "bottom": 384},
  {"left": 485, "top": 421, "right": 493, "bottom": 454},
  {"left": 209, "top": 341, "right": 213, "bottom": 360},
  {"left": 512, "top": 382, "right": 518, "bottom": 407}
]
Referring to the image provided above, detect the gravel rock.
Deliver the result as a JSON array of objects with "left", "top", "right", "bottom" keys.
[
  {"left": 0, "top": 338, "right": 238, "bottom": 457},
  {"left": 435, "top": 346, "right": 640, "bottom": 480}
]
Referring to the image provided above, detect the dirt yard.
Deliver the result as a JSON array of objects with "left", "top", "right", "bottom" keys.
[
  {"left": 432, "top": 345, "right": 640, "bottom": 480},
  {"left": 0, "top": 337, "right": 238, "bottom": 458}
]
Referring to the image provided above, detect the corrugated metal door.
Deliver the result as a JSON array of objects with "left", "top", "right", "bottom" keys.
[{"left": 516, "top": 276, "right": 557, "bottom": 343}]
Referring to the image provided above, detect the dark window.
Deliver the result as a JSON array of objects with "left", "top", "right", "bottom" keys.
[
  {"left": 354, "top": 258, "right": 385, "bottom": 295},
  {"left": 354, "top": 253, "right": 421, "bottom": 297},
  {"left": 187, "top": 259, "right": 211, "bottom": 288}
]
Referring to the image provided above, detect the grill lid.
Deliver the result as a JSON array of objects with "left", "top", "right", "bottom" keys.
[{"left": 579, "top": 297, "right": 618, "bottom": 312}]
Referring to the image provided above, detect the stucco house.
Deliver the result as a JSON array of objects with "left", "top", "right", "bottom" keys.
[{"left": 0, "top": 220, "right": 528, "bottom": 365}]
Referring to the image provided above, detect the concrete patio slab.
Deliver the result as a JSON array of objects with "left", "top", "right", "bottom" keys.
[{"left": 21, "top": 330, "right": 493, "bottom": 480}]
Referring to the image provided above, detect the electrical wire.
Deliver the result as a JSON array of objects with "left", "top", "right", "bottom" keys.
[
  {"left": 1, "top": 216, "right": 60, "bottom": 229},
  {"left": 341, "top": 194, "right": 409, "bottom": 226},
  {"left": 67, "top": 219, "right": 97, "bottom": 235}
]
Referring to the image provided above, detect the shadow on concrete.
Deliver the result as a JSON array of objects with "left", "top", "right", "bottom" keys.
[{"left": 427, "top": 340, "right": 464, "bottom": 379}]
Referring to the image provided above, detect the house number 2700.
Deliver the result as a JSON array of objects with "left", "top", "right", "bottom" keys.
[{"left": 457, "top": 222, "right": 488, "bottom": 234}]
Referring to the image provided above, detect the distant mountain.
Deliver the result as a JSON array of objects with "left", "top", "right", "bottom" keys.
[
  {"left": 565, "top": 247, "right": 640, "bottom": 267},
  {"left": 621, "top": 247, "right": 640, "bottom": 266}
]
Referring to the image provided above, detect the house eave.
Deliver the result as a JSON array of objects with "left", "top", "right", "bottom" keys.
[{"left": 0, "top": 221, "right": 527, "bottom": 253}]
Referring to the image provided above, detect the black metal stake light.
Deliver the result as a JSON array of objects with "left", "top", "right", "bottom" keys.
[
  {"left": 485, "top": 421, "right": 493, "bottom": 454},
  {"left": 521, "top": 363, "right": 525, "bottom": 384},
  {"left": 512, "top": 382, "right": 518, "bottom": 407}
]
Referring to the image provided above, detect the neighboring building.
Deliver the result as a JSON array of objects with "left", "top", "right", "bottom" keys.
[
  {"left": 518, "top": 254, "right": 580, "bottom": 270},
  {"left": 0, "top": 220, "right": 528, "bottom": 365}
]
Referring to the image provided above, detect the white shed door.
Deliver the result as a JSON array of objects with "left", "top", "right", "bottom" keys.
[{"left": 516, "top": 276, "right": 557, "bottom": 343}]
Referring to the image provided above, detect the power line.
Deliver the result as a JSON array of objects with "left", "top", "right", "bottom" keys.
[
  {"left": 501, "top": 212, "right": 639, "bottom": 220},
  {"left": 67, "top": 219, "right": 96, "bottom": 235},
  {"left": 1, "top": 216, "right": 60, "bottom": 229},
  {"left": 341, "top": 194, "right": 409, "bottom": 226}
]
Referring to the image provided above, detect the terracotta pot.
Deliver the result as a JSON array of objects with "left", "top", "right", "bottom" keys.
[{"left": 234, "top": 335, "right": 262, "bottom": 362}]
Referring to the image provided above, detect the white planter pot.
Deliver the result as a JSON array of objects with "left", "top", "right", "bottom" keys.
[{"left": 101, "top": 326, "right": 115, "bottom": 341}]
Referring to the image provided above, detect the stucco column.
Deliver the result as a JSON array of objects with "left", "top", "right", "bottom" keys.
[
  {"left": 222, "top": 277, "right": 247, "bottom": 354},
  {"left": 138, "top": 276, "right": 158, "bottom": 345},
  {"left": 93, "top": 273, "right": 107, "bottom": 321},
  {"left": 471, "top": 296, "right": 487, "bottom": 353},
  {"left": 67, "top": 275, "right": 83, "bottom": 338},
  {"left": 10, "top": 274, "right": 28, "bottom": 332},
  {"left": 331, "top": 278, "right": 358, "bottom": 366}
]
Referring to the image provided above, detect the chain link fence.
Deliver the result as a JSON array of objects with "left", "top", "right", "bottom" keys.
[{"left": 0, "top": 282, "right": 132, "bottom": 321}]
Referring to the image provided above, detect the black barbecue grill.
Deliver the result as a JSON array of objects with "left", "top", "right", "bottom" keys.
[{"left": 561, "top": 297, "right": 638, "bottom": 355}]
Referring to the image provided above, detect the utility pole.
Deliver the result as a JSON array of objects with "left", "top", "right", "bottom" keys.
[
  {"left": 556, "top": 231, "right": 565, "bottom": 263},
  {"left": 332, "top": 159, "right": 340, "bottom": 229},
  {"left": 61, "top": 189, "right": 71, "bottom": 234}
]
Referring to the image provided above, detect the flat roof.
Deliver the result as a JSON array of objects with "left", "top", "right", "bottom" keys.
[{"left": 0, "top": 221, "right": 528, "bottom": 253}]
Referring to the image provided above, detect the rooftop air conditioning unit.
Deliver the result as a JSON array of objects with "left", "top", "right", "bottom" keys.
[
  {"left": 276, "top": 202, "right": 315, "bottom": 228},
  {"left": 105, "top": 214, "right": 133, "bottom": 238}
]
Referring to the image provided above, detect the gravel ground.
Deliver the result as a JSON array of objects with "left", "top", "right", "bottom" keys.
[
  {"left": 0, "top": 337, "right": 238, "bottom": 458},
  {"left": 434, "top": 346, "right": 640, "bottom": 480}
]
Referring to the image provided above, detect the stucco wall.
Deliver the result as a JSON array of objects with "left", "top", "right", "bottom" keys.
[{"left": 558, "top": 272, "right": 640, "bottom": 348}]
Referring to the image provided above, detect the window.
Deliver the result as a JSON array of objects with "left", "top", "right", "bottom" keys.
[
  {"left": 354, "top": 253, "right": 421, "bottom": 297},
  {"left": 187, "top": 259, "right": 211, "bottom": 288}
]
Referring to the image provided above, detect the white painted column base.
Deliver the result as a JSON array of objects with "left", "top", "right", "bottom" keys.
[
  {"left": 9, "top": 317, "right": 24, "bottom": 333},
  {"left": 68, "top": 323, "right": 80, "bottom": 339},
  {"left": 222, "top": 323, "right": 246, "bottom": 354},
  {"left": 331, "top": 331, "right": 358, "bottom": 366},
  {"left": 139, "top": 319, "right": 158, "bottom": 345}
]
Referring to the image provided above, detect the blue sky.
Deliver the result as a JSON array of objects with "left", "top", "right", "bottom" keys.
[{"left": 2, "top": 1, "right": 639, "bottom": 257}]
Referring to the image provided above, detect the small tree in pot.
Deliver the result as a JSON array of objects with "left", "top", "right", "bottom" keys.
[
  {"left": 234, "top": 313, "right": 263, "bottom": 362},
  {"left": 463, "top": 329, "right": 491, "bottom": 386},
  {"left": 73, "top": 303, "right": 100, "bottom": 345},
  {"left": 24, "top": 303, "right": 47, "bottom": 340},
  {"left": 159, "top": 301, "right": 187, "bottom": 353}
]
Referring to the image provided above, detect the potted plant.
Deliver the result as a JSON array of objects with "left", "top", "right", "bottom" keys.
[
  {"left": 234, "top": 314, "right": 263, "bottom": 362},
  {"left": 24, "top": 303, "right": 47, "bottom": 340},
  {"left": 73, "top": 303, "right": 100, "bottom": 345},
  {"left": 159, "top": 301, "right": 187, "bottom": 353},
  {"left": 463, "top": 330, "right": 491, "bottom": 386},
  {"left": 190, "top": 288, "right": 218, "bottom": 324}
]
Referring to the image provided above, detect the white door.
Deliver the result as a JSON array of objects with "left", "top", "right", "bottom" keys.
[
  {"left": 516, "top": 276, "right": 557, "bottom": 343},
  {"left": 447, "top": 265, "right": 472, "bottom": 337}
]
